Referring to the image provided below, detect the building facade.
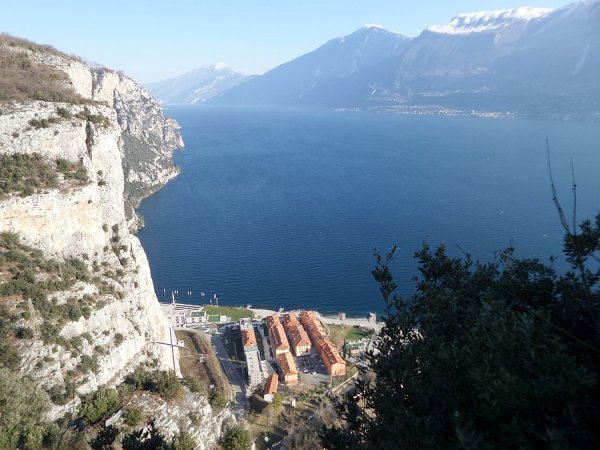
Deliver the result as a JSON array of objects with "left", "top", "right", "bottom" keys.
[
  {"left": 300, "top": 310, "right": 346, "bottom": 377},
  {"left": 277, "top": 351, "right": 299, "bottom": 385},
  {"left": 282, "top": 313, "right": 312, "bottom": 356},
  {"left": 240, "top": 318, "right": 263, "bottom": 387},
  {"left": 160, "top": 301, "right": 207, "bottom": 328}
]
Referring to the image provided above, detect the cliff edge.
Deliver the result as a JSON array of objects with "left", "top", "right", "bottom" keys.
[{"left": 0, "top": 35, "right": 230, "bottom": 448}]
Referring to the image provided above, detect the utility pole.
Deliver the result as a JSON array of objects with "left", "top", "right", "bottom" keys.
[{"left": 155, "top": 327, "right": 187, "bottom": 376}]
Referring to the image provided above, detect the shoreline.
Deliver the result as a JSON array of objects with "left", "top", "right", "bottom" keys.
[
  {"left": 161, "top": 300, "right": 384, "bottom": 331},
  {"left": 222, "top": 306, "right": 384, "bottom": 333}
]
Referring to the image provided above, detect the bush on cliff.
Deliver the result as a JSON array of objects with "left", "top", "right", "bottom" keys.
[
  {"left": 78, "top": 387, "right": 120, "bottom": 425},
  {"left": 0, "top": 368, "right": 51, "bottom": 449}
]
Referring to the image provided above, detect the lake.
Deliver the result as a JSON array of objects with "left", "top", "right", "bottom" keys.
[{"left": 137, "top": 106, "right": 600, "bottom": 316}]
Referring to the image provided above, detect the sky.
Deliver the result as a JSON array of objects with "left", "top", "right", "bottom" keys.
[{"left": 1, "top": 0, "right": 576, "bottom": 83}]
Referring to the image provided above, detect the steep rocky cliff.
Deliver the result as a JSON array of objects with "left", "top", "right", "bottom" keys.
[
  {"left": 0, "top": 37, "right": 230, "bottom": 448},
  {"left": 30, "top": 47, "right": 184, "bottom": 219}
]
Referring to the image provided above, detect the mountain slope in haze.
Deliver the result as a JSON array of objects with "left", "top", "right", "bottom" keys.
[
  {"left": 212, "top": 26, "right": 411, "bottom": 108},
  {"left": 145, "top": 64, "right": 251, "bottom": 104},
  {"left": 211, "top": 0, "right": 600, "bottom": 118}
]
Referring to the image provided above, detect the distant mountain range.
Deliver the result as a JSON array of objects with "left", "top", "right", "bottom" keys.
[
  {"left": 151, "top": 1, "right": 600, "bottom": 118},
  {"left": 145, "top": 63, "right": 252, "bottom": 104}
]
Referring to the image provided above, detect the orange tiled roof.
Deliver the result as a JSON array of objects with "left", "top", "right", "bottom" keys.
[
  {"left": 289, "top": 325, "right": 310, "bottom": 347},
  {"left": 263, "top": 373, "right": 278, "bottom": 396},
  {"left": 271, "top": 323, "right": 290, "bottom": 351},
  {"left": 241, "top": 327, "right": 257, "bottom": 348},
  {"left": 277, "top": 352, "right": 298, "bottom": 376},
  {"left": 266, "top": 314, "right": 281, "bottom": 330},
  {"left": 321, "top": 342, "right": 345, "bottom": 366}
]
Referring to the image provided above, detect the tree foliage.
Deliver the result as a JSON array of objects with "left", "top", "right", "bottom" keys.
[
  {"left": 219, "top": 424, "right": 252, "bottom": 450},
  {"left": 321, "top": 212, "right": 600, "bottom": 449},
  {"left": 121, "top": 419, "right": 170, "bottom": 450},
  {"left": 78, "top": 387, "right": 120, "bottom": 425},
  {"left": 0, "top": 368, "right": 50, "bottom": 449},
  {"left": 172, "top": 430, "right": 196, "bottom": 450},
  {"left": 90, "top": 424, "right": 120, "bottom": 450}
]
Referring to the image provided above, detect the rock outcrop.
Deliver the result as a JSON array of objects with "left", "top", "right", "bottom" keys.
[
  {"left": 31, "top": 49, "right": 184, "bottom": 219},
  {"left": 0, "top": 39, "right": 229, "bottom": 445}
]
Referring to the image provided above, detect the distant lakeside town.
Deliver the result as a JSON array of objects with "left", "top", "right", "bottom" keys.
[{"left": 160, "top": 299, "right": 382, "bottom": 408}]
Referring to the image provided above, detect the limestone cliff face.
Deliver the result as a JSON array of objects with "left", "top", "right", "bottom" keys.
[
  {"left": 0, "top": 43, "right": 229, "bottom": 447},
  {"left": 31, "top": 50, "right": 184, "bottom": 217}
]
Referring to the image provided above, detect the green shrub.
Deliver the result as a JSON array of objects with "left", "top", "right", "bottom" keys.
[
  {"left": 75, "top": 108, "right": 111, "bottom": 127},
  {"left": 219, "top": 424, "right": 252, "bottom": 450},
  {"left": 0, "top": 368, "right": 49, "bottom": 449},
  {"left": 124, "top": 366, "right": 152, "bottom": 390},
  {"left": 48, "top": 385, "right": 69, "bottom": 406},
  {"left": 123, "top": 407, "right": 143, "bottom": 426},
  {"left": 173, "top": 430, "right": 196, "bottom": 450},
  {"left": 114, "top": 333, "right": 124, "bottom": 346},
  {"left": 78, "top": 387, "right": 119, "bottom": 425},
  {"left": 183, "top": 375, "right": 203, "bottom": 394},
  {"left": 89, "top": 424, "right": 119, "bottom": 450},
  {"left": 77, "top": 354, "right": 99, "bottom": 374},
  {"left": 28, "top": 116, "right": 60, "bottom": 129},
  {"left": 155, "top": 370, "right": 182, "bottom": 400},
  {"left": 209, "top": 388, "right": 228, "bottom": 410},
  {"left": 0, "top": 153, "right": 58, "bottom": 197},
  {"left": 56, "top": 107, "right": 72, "bottom": 119}
]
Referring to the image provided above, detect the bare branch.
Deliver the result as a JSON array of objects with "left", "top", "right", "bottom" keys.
[
  {"left": 571, "top": 158, "right": 577, "bottom": 236},
  {"left": 546, "top": 139, "right": 571, "bottom": 234}
]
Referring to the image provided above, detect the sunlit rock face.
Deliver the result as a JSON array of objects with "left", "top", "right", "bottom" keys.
[{"left": 0, "top": 42, "right": 183, "bottom": 421}]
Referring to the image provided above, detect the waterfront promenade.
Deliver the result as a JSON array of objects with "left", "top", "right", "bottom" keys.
[{"left": 249, "top": 308, "right": 384, "bottom": 333}]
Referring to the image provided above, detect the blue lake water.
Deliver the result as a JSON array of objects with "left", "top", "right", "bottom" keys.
[{"left": 137, "top": 106, "right": 600, "bottom": 316}]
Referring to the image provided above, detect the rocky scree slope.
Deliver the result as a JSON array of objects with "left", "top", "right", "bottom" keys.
[{"left": 0, "top": 37, "right": 230, "bottom": 447}]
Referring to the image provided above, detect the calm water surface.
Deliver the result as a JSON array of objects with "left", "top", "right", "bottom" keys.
[{"left": 138, "top": 106, "right": 600, "bottom": 316}]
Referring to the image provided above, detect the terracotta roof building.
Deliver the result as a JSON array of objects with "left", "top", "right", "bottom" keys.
[
  {"left": 241, "top": 326, "right": 258, "bottom": 351},
  {"left": 277, "top": 351, "right": 299, "bottom": 385},
  {"left": 282, "top": 313, "right": 312, "bottom": 356},
  {"left": 266, "top": 314, "right": 291, "bottom": 355},
  {"left": 299, "top": 310, "right": 346, "bottom": 377},
  {"left": 321, "top": 341, "right": 346, "bottom": 377},
  {"left": 263, "top": 373, "right": 279, "bottom": 402},
  {"left": 240, "top": 318, "right": 263, "bottom": 387}
]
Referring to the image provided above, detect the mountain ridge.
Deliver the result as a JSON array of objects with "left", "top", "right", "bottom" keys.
[
  {"left": 145, "top": 64, "right": 252, "bottom": 104},
  {"left": 209, "top": 0, "right": 600, "bottom": 119}
]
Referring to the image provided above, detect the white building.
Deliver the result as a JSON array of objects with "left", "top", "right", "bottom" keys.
[
  {"left": 240, "top": 318, "right": 265, "bottom": 388},
  {"left": 160, "top": 298, "right": 207, "bottom": 328}
]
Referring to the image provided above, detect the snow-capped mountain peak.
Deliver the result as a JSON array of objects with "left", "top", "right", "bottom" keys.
[
  {"left": 427, "top": 7, "right": 554, "bottom": 35},
  {"left": 362, "top": 24, "right": 384, "bottom": 29},
  {"left": 212, "top": 62, "right": 228, "bottom": 70}
]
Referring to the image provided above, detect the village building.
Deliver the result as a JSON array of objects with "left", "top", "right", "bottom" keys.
[
  {"left": 300, "top": 310, "right": 347, "bottom": 377},
  {"left": 344, "top": 340, "right": 367, "bottom": 357},
  {"left": 321, "top": 342, "right": 347, "bottom": 376},
  {"left": 277, "top": 351, "right": 299, "bottom": 385},
  {"left": 160, "top": 299, "right": 207, "bottom": 328},
  {"left": 240, "top": 318, "right": 263, "bottom": 387},
  {"left": 282, "top": 313, "right": 312, "bottom": 356},
  {"left": 266, "top": 314, "right": 291, "bottom": 355},
  {"left": 263, "top": 373, "right": 279, "bottom": 402}
]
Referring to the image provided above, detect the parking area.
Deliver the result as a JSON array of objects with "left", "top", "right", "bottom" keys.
[{"left": 296, "top": 353, "right": 330, "bottom": 386}]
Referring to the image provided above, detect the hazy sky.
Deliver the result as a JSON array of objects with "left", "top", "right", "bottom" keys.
[{"left": 1, "top": 0, "right": 575, "bottom": 83}]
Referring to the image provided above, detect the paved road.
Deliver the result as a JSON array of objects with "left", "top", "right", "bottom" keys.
[
  {"left": 315, "top": 312, "right": 384, "bottom": 333},
  {"left": 211, "top": 333, "right": 247, "bottom": 410}
]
